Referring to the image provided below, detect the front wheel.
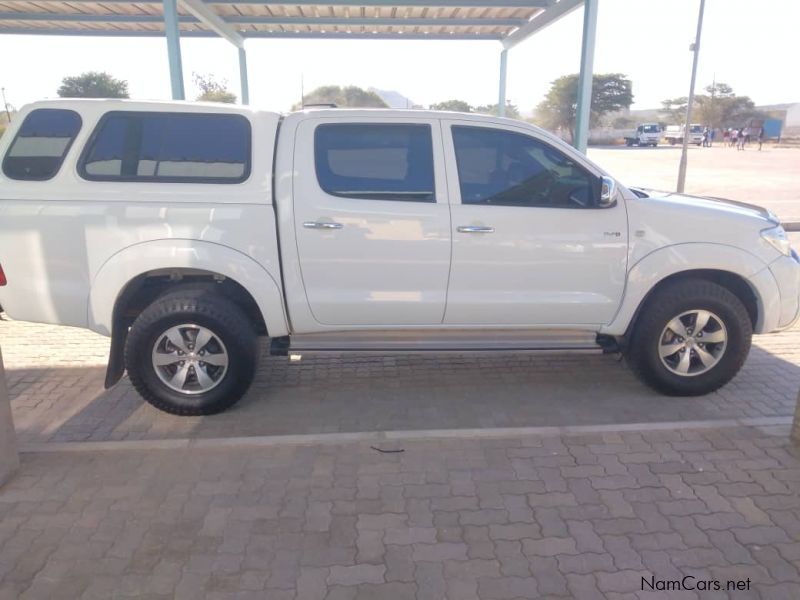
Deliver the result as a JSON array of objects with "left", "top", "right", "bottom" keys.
[
  {"left": 125, "top": 287, "right": 258, "bottom": 415},
  {"left": 626, "top": 279, "right": 752, "bottom": 396}
]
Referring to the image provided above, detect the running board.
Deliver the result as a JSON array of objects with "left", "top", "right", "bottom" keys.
[{"left": 271, "top": 330, "right": 612, "bottom": 355}]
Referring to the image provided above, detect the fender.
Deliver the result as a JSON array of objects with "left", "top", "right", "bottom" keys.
[
  {"left": 600, "top": 242, "right": 780, "bottom": 336},
  {"left": 88, "top": 239, "right": 289, "bottom": 338}
]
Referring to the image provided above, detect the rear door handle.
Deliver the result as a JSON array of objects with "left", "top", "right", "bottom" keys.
[
  {"left": 303, "top": 221, "right": 343, "bottom": 230},
  {"left": 457, "top": 225, "right": 495, "bottom": 233}
]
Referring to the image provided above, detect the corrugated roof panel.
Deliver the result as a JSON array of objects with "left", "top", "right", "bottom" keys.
[{"left": 0, "top": 0, "right": 547, "bottom": 38}]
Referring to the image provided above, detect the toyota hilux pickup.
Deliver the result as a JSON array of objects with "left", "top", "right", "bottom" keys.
[{"left": 0, "top": 100, "right": 798, "bottom": 415}]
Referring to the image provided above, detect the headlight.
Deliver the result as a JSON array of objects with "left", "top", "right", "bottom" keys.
[{"left": 761, "top": 225, "right": 792, "bottom": 257}]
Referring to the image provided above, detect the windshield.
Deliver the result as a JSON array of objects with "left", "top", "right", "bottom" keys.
[
  {"left": 642, "top": 125, "right": 660, "bottom": 133},
  {"left": 690, "top": 125, "right": 703, "bottom": 133}
]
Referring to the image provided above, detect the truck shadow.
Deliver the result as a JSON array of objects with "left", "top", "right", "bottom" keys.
[{"left": 7, "top": 342, "right": 800, "bottom": 444}]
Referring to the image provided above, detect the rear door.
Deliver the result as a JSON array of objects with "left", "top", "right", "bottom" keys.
[
  {"left": 442, "top": 120, "right": 628, "bottom": 326},
  {"left": 292, "top": 117, "right": 451, "bottom": 326}
]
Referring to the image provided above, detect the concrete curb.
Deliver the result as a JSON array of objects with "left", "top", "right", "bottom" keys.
[{"left": 18, "top": 416, "right": 793, "bottom": 454}]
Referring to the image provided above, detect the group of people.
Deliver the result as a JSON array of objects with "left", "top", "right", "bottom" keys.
[{"left": 718, "top": 126, "right": 766, "bottom": 151}]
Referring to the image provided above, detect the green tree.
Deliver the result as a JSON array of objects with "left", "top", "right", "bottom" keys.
[
  {"left": 694, "top": 82, "right": 757, "bottom": 128},
  {"left": 429, "top": 99, "right": 473, "bottom": 112},
  {"left": 294, "top": 85, "right": 388, "bottom": 109},
  {"left": 660, "top": 97, "right": 688, "bottom": 124},
  {"left": 611, "top": 115, "right": 636, "bottom": 129},
  {"left": 534, "top": 73, "right": 633, "bottom": 142},
  {"left": 57, "top": 71, "right": 129, "bottom": 98},
  {"left": 661, "top": 83, "right": 759, "bottom": 128},
  {"left": 194, "top": 73, "right": 237, "bottom": 104},
  {"left": 474, "top": 102, "right": 521, "bottom": 120}
]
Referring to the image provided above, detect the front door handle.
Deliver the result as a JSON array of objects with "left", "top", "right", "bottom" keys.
[
  {"left": 457, "top": 225, "right": 495, "bottom": 233},
  {"left": 303, "top": 221, "right": 343, "bottom": 230}
]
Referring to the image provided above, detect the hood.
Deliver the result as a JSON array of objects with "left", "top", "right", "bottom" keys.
[{"left": 629, "top": 187, "right": 779, "bottom": 225}]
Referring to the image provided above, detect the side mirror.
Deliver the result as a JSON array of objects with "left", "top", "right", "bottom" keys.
[{"left": 599, "top": 176, "right": 617, "bottom": 208}]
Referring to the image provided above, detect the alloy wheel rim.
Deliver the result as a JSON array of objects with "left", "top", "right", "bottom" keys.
[
  {"left": 658, "top": 309, "right": 727, "bottom": 377},
  {"left": 151, "top": 324, "right": 229, "bottom": 394}
]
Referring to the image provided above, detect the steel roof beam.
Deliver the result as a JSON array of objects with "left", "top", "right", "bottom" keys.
[
  {"left": 0, "top": 27, "right": 503, "bottom": 40},
  {"left": 0, "top": 0, "right": 551, "bottom": 6},
  {"left": 178, "top": 0, "right": 243, "bottom": 47},
  {"left": 503, "top": 0, "right": 581, "bottom": 49},
  {"left": 0, "top": 13, "right": 525, "bottom": 27}
]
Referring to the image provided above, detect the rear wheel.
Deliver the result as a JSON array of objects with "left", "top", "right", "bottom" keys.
[
  {"left": 125, "top": 287, "right": 258, "bottom": 415},
  {"left": 627, "top": 279, "right": 752, "bottom": 396}
]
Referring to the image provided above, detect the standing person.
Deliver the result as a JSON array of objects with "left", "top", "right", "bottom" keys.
[
  {"left": 723, "top": 128, "right": 730, "bottom": 146},
  {"left": 758, "top": 126, "right": 765, "bottom": 150},
  {"left": 709, "top": 128, "right": 715, "bottom": 147},
  {"left": 743, "top": 126, "right": 751, "bottom": 146},
  {"left": 737, "top": 127, "right": 746, "bottom": 151},
  {"left": 702, "top": 127, "right": 709, "bottom": 147}
]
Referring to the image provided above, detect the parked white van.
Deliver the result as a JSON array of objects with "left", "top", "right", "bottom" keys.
[{"left": 1, "top": 100, "right": 798, "bottom": 415}]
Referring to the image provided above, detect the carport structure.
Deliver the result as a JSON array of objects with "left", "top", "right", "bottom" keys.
[{"left": 0, "top": 0, "right": 598, "bottom": 150}]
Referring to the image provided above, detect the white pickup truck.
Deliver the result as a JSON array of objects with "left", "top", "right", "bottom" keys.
[
  {"left": 1, "top": 100, "right": 798, "bottom": 415},
  {"left": 623, "top": 123, "right": 662, "bottom": 147},
  {"left": 664, "top": 123, "right": 704, "bottom": 146}
]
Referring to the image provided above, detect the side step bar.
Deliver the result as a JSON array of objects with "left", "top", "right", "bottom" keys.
[{"left": 270, "top": 330, "right": 619, "bottom": 355}]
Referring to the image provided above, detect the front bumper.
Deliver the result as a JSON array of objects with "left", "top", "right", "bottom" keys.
[{"left": 770, "top": 253, "right": 800, "bottom": 330}]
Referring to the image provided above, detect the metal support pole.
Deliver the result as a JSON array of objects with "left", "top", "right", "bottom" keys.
[
  {"left": 162, "top": 0, "right": 185, "bottom": 100},
  {"left": 574, "top": 0, "right": 598, "bottom": 154},
  {"left": 238, "top": 47, "right": 250, "bottom": 105},
  {"left": 676, "top": 0, "right": 706, "bottom": 193},
  {"left": 498, "top": 48, "right": 508, "bottom": 117},
  {"left": 0, "top": 347, "right": 19, "bottom": 487}
]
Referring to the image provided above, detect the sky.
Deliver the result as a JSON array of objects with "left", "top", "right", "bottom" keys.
[{"left": 1, "top": 0, "right": 798, "bottom": 114}]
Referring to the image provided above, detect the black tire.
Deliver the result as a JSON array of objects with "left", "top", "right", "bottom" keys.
[
  {"left": 125, "top": 286, "right": 258, "bottom": 415},
  {"left": 626, "top": 278, "right": 752, "bottom": 396}
]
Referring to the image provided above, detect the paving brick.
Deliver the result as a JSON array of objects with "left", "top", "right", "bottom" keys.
[
  {"left": 383, "top": 545, "right": 414, "bottom": 583},
  {"left": 731, "top": 526, "right": 792, "bottom": 546},
  {"left": 411, "top": 542, "right": 468, "bottom": 562},
  {"left": 521, "top": 537, "right": 578, "bottom": 557},
  {"left": 327, "top": 564, "right": 386, "bottom": 586},
  {"left": 477, "top": 576, "right": 539, "bottom": 599},
  {"left": 566, "top": 520, "right": 604, "bottom": 553},
  {"left": 384, "top": 527, "right": 436, "bottom": 546},
  {"left": 556, "top": 552, "right": 615, "bottom": 574}
]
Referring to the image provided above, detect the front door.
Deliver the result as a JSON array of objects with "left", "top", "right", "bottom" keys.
[
  {"left": 293, "top": 117, "right": 451, "bottom": 326},
  {"left": 442, "top": 121, "right": 628, "bottom": 326}
]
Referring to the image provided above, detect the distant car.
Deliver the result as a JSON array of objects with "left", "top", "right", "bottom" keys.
[
  {"left": 623, "top": 123, "right": 662, "bottom": 147},
  {"left": 664, "top": 124, "right": 704, "bottom": 146}
]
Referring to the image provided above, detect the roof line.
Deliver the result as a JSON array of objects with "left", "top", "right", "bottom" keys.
[
  {"left": 7, "top": 0, "right": 552, "bottom": 5},
  {"left": 178, "top": 0, "right": 244, "bottom": 47},
  {"left": 503, "top": 0, "right": 582, "bottom": 49},
  {"left": 0, "top": 27, "right": 504, "bottom": 40},
  {"left": 0, "top": 13, "right": 527, "bottom": 28}
]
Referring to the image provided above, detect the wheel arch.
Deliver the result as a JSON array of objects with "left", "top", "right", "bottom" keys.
[
  {"left": 601, "top": 243, "right": 779, "bottom": 338},
  {"left": 621, "top": 269, "right": 759, "bottom": 340},
  {"left": 89, "top": 240, "right": 288, "bottom": 388}
]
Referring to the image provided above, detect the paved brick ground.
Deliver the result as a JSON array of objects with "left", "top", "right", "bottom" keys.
[
  {"left": 1, "top": 423, "right": 800, "bottom": 599},
  {"left": 2, "top": 317, "right": 799, "bottom": 444},
  {"left": 587, "top": 146, "right": 800, "bottom": 223}
]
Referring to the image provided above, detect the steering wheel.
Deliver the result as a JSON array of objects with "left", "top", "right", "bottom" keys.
[{"left": 535, "top": 170, "right": 557, "bottom": 204}]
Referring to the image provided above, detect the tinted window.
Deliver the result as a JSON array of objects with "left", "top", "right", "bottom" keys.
[
  {"left": 314, "top": 123, "right": 435, "bottom": 202},
  {"left": 2, "top": 109, "right": 81, "bottom": 180},
  {"left": 79, "top": 112, "right": 250, "bottom": 183},
  {"left": 452, "top": 126, "right": 598, "bottom": 208}
]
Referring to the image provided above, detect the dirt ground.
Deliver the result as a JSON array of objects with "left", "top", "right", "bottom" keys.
[{"left": 588, "top": 144, "right": 800, "bottom": 222}]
